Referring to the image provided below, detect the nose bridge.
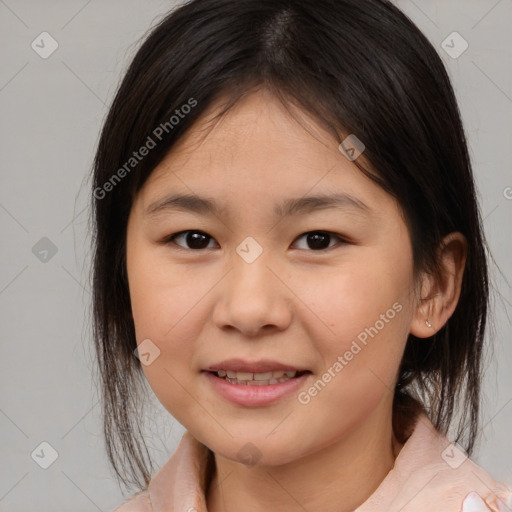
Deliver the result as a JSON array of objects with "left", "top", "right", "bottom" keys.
[
  {"left": 230, "top": 234, "right": 277, "bottom": 290},
  {"left": 232, "top": 245, "right": 273, "bottom": 294}
]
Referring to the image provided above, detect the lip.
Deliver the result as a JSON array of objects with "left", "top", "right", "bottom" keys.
[
  {"left": 203, "top": 370, "right": 311, "bottom": 407},
  {"left": 204, "top": 358, "right": 307, "bottom": 373}
]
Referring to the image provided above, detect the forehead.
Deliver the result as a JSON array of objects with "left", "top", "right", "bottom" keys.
[{"left": 137, "top": 90, "right": 396, "bottom": 218}]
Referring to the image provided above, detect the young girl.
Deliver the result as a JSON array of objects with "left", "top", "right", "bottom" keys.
[{"left": 90, "top": 0, "right": 511, "bottom": 511}]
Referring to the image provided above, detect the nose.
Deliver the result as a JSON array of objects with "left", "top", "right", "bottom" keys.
[{"left": 212, "top": 251, "right": 293, "bottom": 337}]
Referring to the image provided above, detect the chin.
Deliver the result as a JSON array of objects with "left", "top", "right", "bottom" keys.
[{"left": 202, "top": 430, "right": 308, "bottom": 468}]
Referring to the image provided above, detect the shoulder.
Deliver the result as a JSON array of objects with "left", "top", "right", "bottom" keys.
[
  {"left": 401, "top": 455, "right": 511, "bottom": 511},
  {"left": 109, "top": 430, "right": 212, "bottom": 512},
  {"left": 390, "top": 412, "right": 511, "bottom": 511},
  {"left": 358, "top": 410, "right": 511, "bottom": 512},
  {"left": 111, "top": 489, "right": 152, "bottom": 512}
]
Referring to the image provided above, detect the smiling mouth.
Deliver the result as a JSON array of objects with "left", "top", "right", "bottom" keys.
[{"left": 209, "top": 369, "right": 311, "bottom": 386}]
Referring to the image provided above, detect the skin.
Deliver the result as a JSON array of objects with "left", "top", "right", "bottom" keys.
[{"left": 126, "top": 88, "right": 467, "bottom": 512}]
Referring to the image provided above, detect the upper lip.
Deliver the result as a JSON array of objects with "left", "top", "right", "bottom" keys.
[{"left": 204, "top": 359, "right": 309, "bottom": 373}]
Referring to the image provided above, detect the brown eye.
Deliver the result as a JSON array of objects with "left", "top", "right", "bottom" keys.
[
  {"left": 293, "top": 231, "right": 346, "bottom": 251},
  {"left": 166, "top": 230, "right": 217, "bottom": 250}
]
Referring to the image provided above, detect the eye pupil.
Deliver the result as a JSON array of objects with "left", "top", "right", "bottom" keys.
[
  {"left": 307, "top": 231, "right": 330, "bottom": 250},
  {"left": 187, "top": 231, "right": 209, "bottom": 249}
]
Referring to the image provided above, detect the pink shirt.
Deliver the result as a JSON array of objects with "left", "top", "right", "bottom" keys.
[{"left": 113, "top": 411, "right": 511, "bottom": 512}]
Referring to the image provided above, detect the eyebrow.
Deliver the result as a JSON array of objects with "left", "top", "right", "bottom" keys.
[{"left": 145, "top": 192, "right": 370, "bottom": 219}]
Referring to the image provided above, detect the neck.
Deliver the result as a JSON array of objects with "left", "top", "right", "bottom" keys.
[{"left": 206, "top": 401, "right": 403, "bottom": 512}]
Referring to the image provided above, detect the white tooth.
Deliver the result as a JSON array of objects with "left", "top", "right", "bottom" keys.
[
  {"left": 253, "top": 371, "right": 273, "bottom": 380},
  {"left": 235, "top": 371, "right": 254, "bottom": 380},
  {"left": 222, "top": 370, "right": 300, "bottom": 385}
]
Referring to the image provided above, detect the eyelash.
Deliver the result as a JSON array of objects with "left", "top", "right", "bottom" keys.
[{"left": 162, "top": 230, "right": 350, "bottom": 252}]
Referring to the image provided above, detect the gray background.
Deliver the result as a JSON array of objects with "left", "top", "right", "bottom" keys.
[{"left": 0, "top": 0, "right": 511, "bottom": 510}]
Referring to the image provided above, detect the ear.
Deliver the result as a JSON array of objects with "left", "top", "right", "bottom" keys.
[{"left": 410, "top": 232, "right": 467, "bottom": 338}]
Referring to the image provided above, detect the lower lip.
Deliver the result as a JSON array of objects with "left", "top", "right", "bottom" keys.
[{"left": 203, "top": 371, "right": 311, "bottom": 407}]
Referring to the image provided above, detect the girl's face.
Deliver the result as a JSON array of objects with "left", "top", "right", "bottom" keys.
[{"left": 126, "top": 89, "right": 419, "bottom": 465}]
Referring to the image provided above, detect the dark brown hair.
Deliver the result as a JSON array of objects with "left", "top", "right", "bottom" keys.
[{"left": 91, "top": 0, "right": 489, "bottom": 491}]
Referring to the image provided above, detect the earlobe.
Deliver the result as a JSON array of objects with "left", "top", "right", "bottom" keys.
[
  {"left": 410, "top": 291, "right": 438, "bottom": 338},
  {"left": 410, "top": 232, "right": 467, "bottom": 339}
]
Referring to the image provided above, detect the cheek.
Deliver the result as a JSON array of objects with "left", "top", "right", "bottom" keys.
[
  {"left": 128, "top": 244, "right": 208, "bottom": 342},
  {"left": 127, "top": 246, "right": 204, "bottom": 410},
  {"left": 130, "top": 275, "right": 201, "bottom": 424},
  {"left": 290, "top": 263, "right": 412, "bottom": 450},
  {"left": 296, "top": 246, "right": 414, "bottom": 391},
  {"left": 306, "top": 254, "right": 411, "bottom": 341}
]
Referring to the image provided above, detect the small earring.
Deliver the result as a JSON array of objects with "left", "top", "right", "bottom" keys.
[{"left": 425, "top": 319, "right": 432, "bottom": 328}]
